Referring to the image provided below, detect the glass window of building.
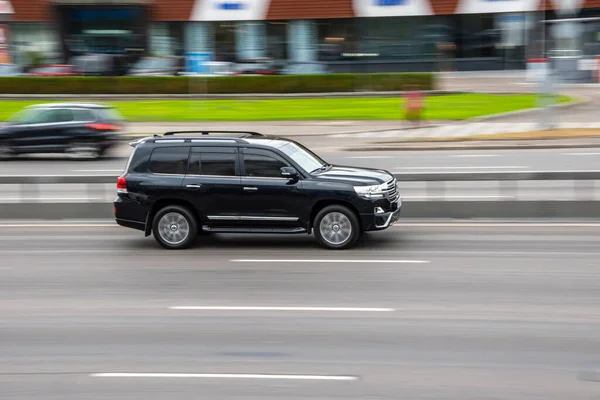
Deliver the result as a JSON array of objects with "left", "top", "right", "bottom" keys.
[
  {"left": 266, "top": 21, "right": 288, "bottom": 61},
  {"left": 214, "top": 23, "right": 236, "bottom": 62},
  {"left": 317, "top": 19, "right": 358, "bottom": 62}
]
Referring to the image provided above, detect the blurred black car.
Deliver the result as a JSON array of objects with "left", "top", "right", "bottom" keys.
[{"left": 0, "top": 103, "right": 125, "bottom": 160}]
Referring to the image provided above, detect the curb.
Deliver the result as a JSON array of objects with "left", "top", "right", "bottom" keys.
[{"left": 346, "top": 140, "right": 600, "bottom": 152}]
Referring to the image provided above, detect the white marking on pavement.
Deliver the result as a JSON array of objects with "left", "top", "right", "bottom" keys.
[
  {"left": 345, "top": 156, "right": 394, "bottom": 159},
  {"left": 91, "top": 373, "right": 357, "bottom": 381},
  {"left": 402, "top": 195, "right": 514, "bottom": 200},
  {"left": 0, "top": 198, "right": 107, "bottom": 202},
  {"left": 563, "top": 153, "right": 600, "bottom": 156},
  {"left": 393, "top": 223, "right": 600, "bottom": 227},
  {"left": 231, "top": 259, "right": 429, "bottom": 264},
  {"left": 395, "top": 166, "right": 528, "bottom": 171},
  {"left": 72, "top": 169, "right": 123, "bottom": 172},
  {"left": 0, "top": 223, "right": 116, "bottom": 227},
  {"left": 450, "top": 154, "right": 501, "bottom": 158},
  {"left": 169, "top": 306, "right": 395, "bottom": 312}
]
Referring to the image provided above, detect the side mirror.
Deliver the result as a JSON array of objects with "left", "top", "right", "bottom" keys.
[{"left": 281, "top": 166, "right": 299, "bottom": 180}]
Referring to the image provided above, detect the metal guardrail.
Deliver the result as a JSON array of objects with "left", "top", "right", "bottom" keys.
[{"left": 0, "top": 171, "right": 598, "bottom": 202}]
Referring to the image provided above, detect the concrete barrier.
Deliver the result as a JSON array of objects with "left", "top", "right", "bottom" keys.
[{"left": 1, "top": 201, "right": 597, "bottom": 221}]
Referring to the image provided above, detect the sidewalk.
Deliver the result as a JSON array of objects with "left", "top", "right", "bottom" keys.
[{"left": 331, "top": 122, "right": 600, "bottom": 140}]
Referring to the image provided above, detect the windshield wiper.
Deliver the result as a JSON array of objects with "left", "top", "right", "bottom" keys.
[{"left": 311, "top": 163, "right": 331, "bottom": 174}]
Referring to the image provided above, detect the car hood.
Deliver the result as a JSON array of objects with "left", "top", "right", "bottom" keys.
[{"left": 311, "top": 165, "right": 394, "bottom": 186}]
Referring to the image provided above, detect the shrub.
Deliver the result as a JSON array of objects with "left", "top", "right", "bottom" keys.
[{"left": 0, "top": 73, "right": 435, "bottom": 95}]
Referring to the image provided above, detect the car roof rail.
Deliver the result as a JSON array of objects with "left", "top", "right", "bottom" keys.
[{"left": 163, "top": 130, "right": 266, "bottom": 138}]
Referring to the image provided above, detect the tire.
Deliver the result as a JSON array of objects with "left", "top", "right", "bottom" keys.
[
  {"left": 66, "top": 142, "right": 101, "bottom": 160},
  {"left": 313, "top": 205, "right": 360, "bottom": 250},
  {"left": 152, "top": 205, "right": 198, "bottom": 249},
  {"left": 0, "top": 144, "right": 13, "bottom": 160}
]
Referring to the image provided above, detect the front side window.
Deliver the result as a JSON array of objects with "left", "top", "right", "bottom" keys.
[
  {"left": 148, "top": 147, "right": 189, "bottom": 174},
  {"left": 188, "top": 151, "right": 237, "bottom": 176},
  {"left": 243, "top": 153, "right": 287, "bottom": 178}
]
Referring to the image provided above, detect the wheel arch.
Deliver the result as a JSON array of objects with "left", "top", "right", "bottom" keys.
[{"left": 145, "top": 198, "right": 201, "bottom": 236}]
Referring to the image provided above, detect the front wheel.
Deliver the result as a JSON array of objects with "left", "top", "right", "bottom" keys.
[
  {"left": 152, "top": 205, "right": 198, "bottom": 249},
  {"left": 0, "top": 144, "right": 13, "bottom": 160},
  {"left": 313, "top": 205, "right": 360, "bottom": 250}
]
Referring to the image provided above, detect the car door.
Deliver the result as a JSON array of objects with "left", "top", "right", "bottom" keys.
[
  {"left": 12, "top": 109, "right": 62, "bottom": 151},
  {"left": 182, "top": 146, "right": 242, "bottom": 226},
  {"left": 239, "top": 148, "right": 306, "bottom": 226}
]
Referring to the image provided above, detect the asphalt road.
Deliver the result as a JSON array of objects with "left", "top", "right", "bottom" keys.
[
  {"left": 2, "top": 142, "right": 600, "bottom": 202},
  {"left": 2, "top": 223, "right": 600, "bottom": 399}
]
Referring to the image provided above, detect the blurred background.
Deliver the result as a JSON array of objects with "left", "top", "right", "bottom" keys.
[
  {"left": 0, "top": 0, "right": 597, "bottom": 78},
  {"left": 2, "top": 2, "right": 600, "bottom": 400}
]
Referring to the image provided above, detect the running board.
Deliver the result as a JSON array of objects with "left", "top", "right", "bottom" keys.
[{"left": 202, "top": 226, "right": 307, "bottom": 234}]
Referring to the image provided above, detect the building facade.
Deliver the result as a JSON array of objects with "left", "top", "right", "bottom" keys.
[{"left": 1, "top": 0, "right": 599, "bottom": 70}]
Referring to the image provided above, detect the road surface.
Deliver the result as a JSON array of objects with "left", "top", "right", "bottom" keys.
[{"left": 2, "top": 223, "right": 600, "bottom": 399}]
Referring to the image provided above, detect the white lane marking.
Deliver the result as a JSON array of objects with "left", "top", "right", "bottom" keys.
[
  {"left": 72, "top": 169, "right": 123, "bottom": 172},
  {"left": 563, "top": 153, "right": 600, "bottom": 156},
  {"left": 450, "top": 154, "right": 500, "bottom": 158},
  {"left": 231, "top": 259, "right": 429, "bottom": 264},
  {"left": 393, "top": 223, "right": 600, "bottom": 227},
  {"left": 0, "top": 223, "right": 116, "bottom": 227},
  {"left": 402, "top": 195, "right": 514, "bottom": 200},
  {"left": 0, "top": 198, "right": 107, "bottom": 202},
  {"left": 345, "top": 156, "right": 394, "bottom": 159},
  {"left": 395, "top": 166, "right": 528, "bottom": 171},
  {"left": 91, "top": 373, "right": 357, "bottom": 381},
  {"left": 169, "top": 306, "right": 395, "bottom": 312}
]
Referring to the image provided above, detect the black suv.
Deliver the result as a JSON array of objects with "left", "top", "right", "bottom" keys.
[
  {"left": 114, "top": 131, "right": 401, "bottom": 249},
  {"left": 0, "top": 103, "right": 124, "bottom": 159}
]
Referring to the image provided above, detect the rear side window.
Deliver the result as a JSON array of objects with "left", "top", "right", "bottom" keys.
[
  {"left": 188, "top": 151, "right": 237, "bottom": 176},
  {"left": 98, "top": 108, "right": 124, "bottom": 122},
  {"left": 73, "top": 109, "right": 96, "bottom": 122},
  {"left": 148, "top": 147, "right": 189, "bottom": 175},
  {"left": 54, "top": 109, "right": 74, "bottom": 122}
]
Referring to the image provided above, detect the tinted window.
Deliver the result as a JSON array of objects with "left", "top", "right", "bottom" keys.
[
  {"left": 243, "top": 153, "right": 287, "bottom": 178},
  {"left": 278, "top": 142, "right": 326, "bottom": 173},
  {"left": 188, "top": 152, "right": 236, "bottom": 176},
  {"left": 98, "top": 108, "right": 124, "bottom": 122},
  {"left": 73, "top": 109, "right": 95, "bottom": 122},
  {"left": 148, "top": 147, "right": 189, "bottom": 174},
  {"left": 54, "top": 109, "right": 74, "bottom": 122}
]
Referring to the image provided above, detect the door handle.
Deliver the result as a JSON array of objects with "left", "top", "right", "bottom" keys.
[
  {"left": 186, "top": 184, "right": 202, "bottom": 189},
  {"left": 243, "top": 187, "right": 258, "bottom": 191}
]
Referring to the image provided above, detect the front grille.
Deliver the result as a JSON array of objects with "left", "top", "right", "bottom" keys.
[{"left": 383, "top": 178, "right": 399, "bottom": 203}]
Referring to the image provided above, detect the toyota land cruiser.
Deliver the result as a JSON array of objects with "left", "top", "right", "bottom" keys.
[{"left": 114, "top": 131, "right": 401, "bottom": 249}]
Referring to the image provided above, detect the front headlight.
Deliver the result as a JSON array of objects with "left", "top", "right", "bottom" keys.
[{"left": 353, "top": 183, "right": 387, "bottom": 199}]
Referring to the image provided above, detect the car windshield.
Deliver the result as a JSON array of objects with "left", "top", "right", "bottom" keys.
[{"left": 278, "top": 142, "right": 327, "bottom": 173}]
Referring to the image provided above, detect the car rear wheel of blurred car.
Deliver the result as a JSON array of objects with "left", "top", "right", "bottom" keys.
[{"left": 66, "top": 142, "right": 101, "bottom": 160}]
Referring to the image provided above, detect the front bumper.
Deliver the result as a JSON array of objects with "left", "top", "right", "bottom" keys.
[{"left": 360, "top": 198, "right": 402, "bottom": 231}]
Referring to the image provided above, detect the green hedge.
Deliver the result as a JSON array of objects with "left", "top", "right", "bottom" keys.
[{"left": 0, "top": 73, "right": 435, "bottom": 95}]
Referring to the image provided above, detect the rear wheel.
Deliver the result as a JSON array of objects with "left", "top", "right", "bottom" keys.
[
  {"left": 313, "top": 205, "right": 360, "bottom": 250},
  {"left": 67, "top": 142, "right": 101, "bottom": 160},
  {"left": 152, "top": 205, "right": 198, "bottom": 249}
]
